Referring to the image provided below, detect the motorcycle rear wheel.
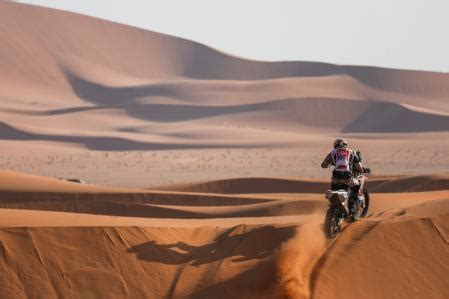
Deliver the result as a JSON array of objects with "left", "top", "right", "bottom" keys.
[{"left": 325, "top": 206, "right": 342, "bottom": 239}]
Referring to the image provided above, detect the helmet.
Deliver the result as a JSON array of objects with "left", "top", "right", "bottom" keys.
[{"left": 333, "top": 138, "right": 348, "bottom": 149}]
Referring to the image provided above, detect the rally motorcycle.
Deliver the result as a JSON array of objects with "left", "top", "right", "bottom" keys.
[{"left": 324, "top": 168, "right": 371, "bottom": 239}]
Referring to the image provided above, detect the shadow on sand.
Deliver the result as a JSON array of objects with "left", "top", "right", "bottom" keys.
[
  {"left": 0, "top": 121, "right": 258, "bottom": 151},
  {"left": 128, "top": 225, "right": 296, "bottom": 266}
]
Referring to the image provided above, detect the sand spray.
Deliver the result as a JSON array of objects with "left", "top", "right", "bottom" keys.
[{"left": 276, "top": 215, "right": 328, "bottom": 299}]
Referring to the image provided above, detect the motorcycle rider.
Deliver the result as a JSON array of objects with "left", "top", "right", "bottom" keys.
[{"left": 321, "top": 138, "right": 364, "bottom": 213}]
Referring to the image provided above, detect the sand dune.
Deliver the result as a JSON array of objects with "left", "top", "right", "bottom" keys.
[
  {"left": 2, "top": 3, "right": 449, "bottom": 98},
  {"left": 1, "top": 2, "right": 449, "bottom": 187},
  {"left": 1, "top": 2, "right": 449, "bottom": 298},
  {"left": 1, "top": 2, "right": 449, "bottom": 188},
  {"left": 0, "top": 170, "right": 448, "bottom": 298},
  {"left": 1, "top": 2, "right": 449, "bottom": 137}
]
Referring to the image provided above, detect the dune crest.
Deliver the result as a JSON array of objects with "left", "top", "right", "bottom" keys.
[{"left": 166, "top": 174, "right": 449, "bottom": 194}]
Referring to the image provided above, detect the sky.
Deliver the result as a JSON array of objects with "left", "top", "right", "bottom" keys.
[{"left": 16, "top": 0, "right": 449, "bottom": 72}]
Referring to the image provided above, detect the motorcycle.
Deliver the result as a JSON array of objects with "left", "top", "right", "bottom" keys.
[{"left": 324, "top": 168, "right": 371, "bottom": 238}]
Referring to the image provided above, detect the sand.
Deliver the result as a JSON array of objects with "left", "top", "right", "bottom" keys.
[
  {"left": 0, "top": 2, "right": 448, "bottom": 298},
  {"left": 0, "top": 170, "right": 447, "bottom": 298}
]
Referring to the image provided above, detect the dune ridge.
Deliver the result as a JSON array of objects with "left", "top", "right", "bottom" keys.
[{"left": 165, "top": 174, "right": 449, "bottom": 194}]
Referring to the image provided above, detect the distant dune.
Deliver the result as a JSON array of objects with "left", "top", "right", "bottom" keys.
[
  {"left": 1, "top": 2, "right": 449, "bottom": 187},
  {"left": 1, "top": 2, "right": 449, "bottom": 143}
]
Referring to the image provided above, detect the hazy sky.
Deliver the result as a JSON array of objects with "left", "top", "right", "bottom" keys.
[{"left": 17, "top": 0, "right": 449, "bottom": 72}]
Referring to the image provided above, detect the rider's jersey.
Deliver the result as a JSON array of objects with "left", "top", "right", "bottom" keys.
[
  {"left": 332, "top": 148, "right": 351, "bottom": 172},
  {"left": 321, "top": 147, "right": 362, "bottom": 174}
]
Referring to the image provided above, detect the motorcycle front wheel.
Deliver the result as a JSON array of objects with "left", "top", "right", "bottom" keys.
[
  {"left": 360, "top": 188, "right": 370, "bottom": 218},
  {"left": 325, "top": 206, "right": 342, "bottom": 239}
]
